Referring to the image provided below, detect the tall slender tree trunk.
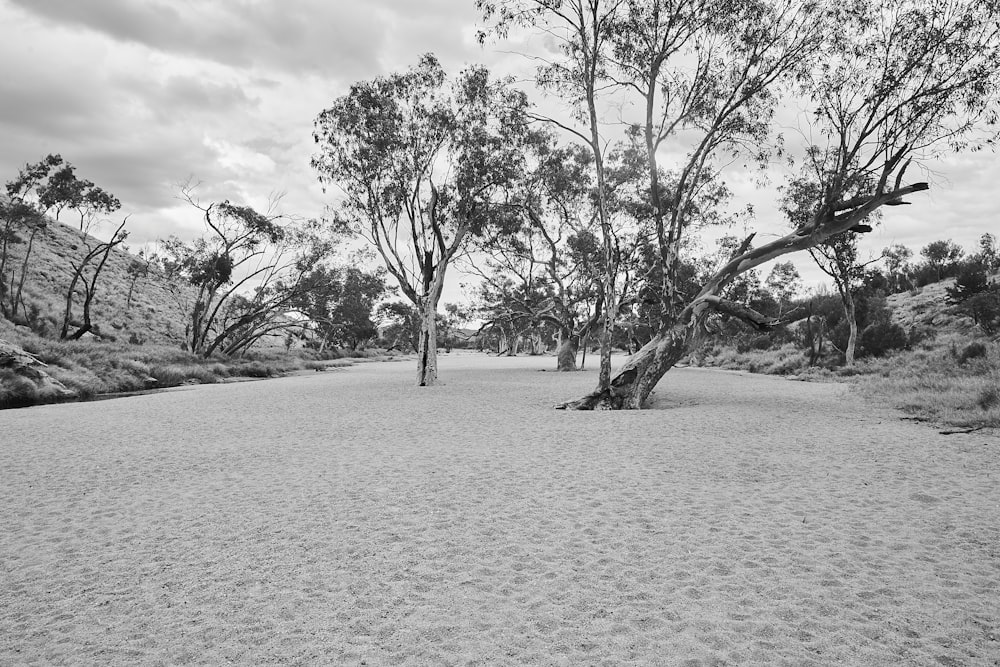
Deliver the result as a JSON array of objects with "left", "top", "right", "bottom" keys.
[
  {"left": 843, "top": 291, "right": 858, "bottom": 366},
  {"left": 416, "top": 295, "right": 439, "bottom": 386}
]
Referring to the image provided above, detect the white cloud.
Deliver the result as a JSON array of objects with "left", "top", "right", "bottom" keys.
[{"left": 0, "top": 0, "right": 996, "bottom": 307}]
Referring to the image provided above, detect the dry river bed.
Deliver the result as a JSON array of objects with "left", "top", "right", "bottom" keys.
[{"left": 1, "top": 353, "right": 998, "bottom": 666}]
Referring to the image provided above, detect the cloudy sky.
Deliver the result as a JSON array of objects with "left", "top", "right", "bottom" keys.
[{"left": 1, "top": 0, "right": 996, "bottom": 302}]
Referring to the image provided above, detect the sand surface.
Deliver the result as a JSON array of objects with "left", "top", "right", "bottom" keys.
[{"left": 1, "top": 353, "right": 998, "bottom": 665}]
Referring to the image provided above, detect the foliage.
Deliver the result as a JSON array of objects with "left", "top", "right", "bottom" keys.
[
  {"left": 946, "top": 261, "right": 991, "bottom": 303},
  {"left": 921, "top": 239, "right": 965, "bottom": 282},
  {"left": 291, "top": 262, "right": 389, "bottom": 351},
  {"left": 313, "top": 54, "right": 531, "bottom": 384},
  {"left": 376, "top": 301, "right": 420, "bottom": 352},
  {"left": 158, "top": 185, "right": 334, "bottom": 357}
]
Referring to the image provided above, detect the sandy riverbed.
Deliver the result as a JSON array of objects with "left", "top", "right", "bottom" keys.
[{"left": 1, "top": 354, "right": 997, "bottom": 665}]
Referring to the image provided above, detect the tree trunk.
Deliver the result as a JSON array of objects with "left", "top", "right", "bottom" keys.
[
  {"left": 60, "top": 271, "right": 83, "bottom": 340},
  {"left": 596, "top": 311, "right": 614, "bottom": 387},
  {"left": 416, "top": 296, "right": 438, "bottom": 386},
  {"left": 558, "top": 315, "right": 701, "bottom": 410},
  {"left": 555, "top": 333, "right": 579, "bottom": 371},
  {"left": 844, "top": 293, "right": 858, "bottom": 366},
  {"left": 67, "top": 286, "right": 95, "bottom": 340}
]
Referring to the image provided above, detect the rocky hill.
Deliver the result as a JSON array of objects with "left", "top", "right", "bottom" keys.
[{"left": 885, "top": 277, "right": 985, "bottom": 335}]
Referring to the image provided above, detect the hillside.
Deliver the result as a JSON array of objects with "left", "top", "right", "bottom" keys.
[
  {"left": 3, "top": 217, "right": 191, "bottom": 346},
  {"left": 885, "top": 278, "right": 974, "bottom": 333}
]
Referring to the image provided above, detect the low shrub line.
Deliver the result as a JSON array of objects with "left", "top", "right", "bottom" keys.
[{"left": 691, "top": 334, "right": 1000, "bottom": 429}]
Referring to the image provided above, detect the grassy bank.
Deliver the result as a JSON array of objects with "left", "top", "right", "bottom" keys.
[
  {"left": 692, "top": 334, "right": 1000, "bottom": 430},
  {"left": 0, "top": 320, "right": 383, "bottom": 409}
]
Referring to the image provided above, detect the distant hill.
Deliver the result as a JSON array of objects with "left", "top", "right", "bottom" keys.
[{"left": 3, "top": 217, "right": 192, "bottom": 346}]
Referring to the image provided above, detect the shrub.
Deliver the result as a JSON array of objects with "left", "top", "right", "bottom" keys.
[
  {"left": 959, "top": 289, "right": 1000, "bottom": 335},
  {"left": 859, "top": 321, "right": 908, "bottom": 358},
  {"left": 0, "top": 370, "right": 38, "bottom": 409},
  {"left": 232, "top": 360, "right": 272, "bottom": 378},
  {"left": 150, "top": 364, "right": 219, "bottom": 387},
  {"left": 946, "top": 261, "right": 990, "bottom": 303},
  {"left": 957, "top": 341, "right": 988, "bottom": 365},
  {"left": 978, "top": 385, "right": 1000, "bottom": 410}
]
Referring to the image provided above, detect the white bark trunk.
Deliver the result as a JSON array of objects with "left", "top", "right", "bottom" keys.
[{"left": 416, "top": 296, "right": 438, "bottom": 386}]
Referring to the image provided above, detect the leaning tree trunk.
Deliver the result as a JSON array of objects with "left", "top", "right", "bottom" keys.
[
  {"left": 60, "top": 271, "right": 84, "bottom": 340},
  {"left": 557, "top": 312, "right": 703, "bottom": 410},
  {"left": 416, "top": 296, "right": 439, "bottom": 386}
]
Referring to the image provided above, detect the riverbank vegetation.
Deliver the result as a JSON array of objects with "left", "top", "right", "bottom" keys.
[{"left": 0, "top": 317, "right": 367, "bottom": 409}]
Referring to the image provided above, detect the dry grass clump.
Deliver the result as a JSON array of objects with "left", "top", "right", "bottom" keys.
[
  {"left": 853, "top": 336, "right": 1000, "bottom": 429},
  {"left": 302, "top": 359, "right": 355, "bottom": 371},
  {"left": 694, "top": 343, "right": 813, "bottom": 376},
  {"left": 147, "top": 364, "right": 221, "bottom": 387}
]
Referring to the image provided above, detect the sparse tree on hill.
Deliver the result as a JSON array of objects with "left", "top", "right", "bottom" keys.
[
  {"left": 921, "top": 239, "right": 965, "bottom": 282},
  {"left": 60, "top": 217, "right": 129, "bottom": 340},
  {"left": 881, "top": 243, "right": 914, "bottom": 293},
  {"left": 1, "top": 154, "right": 122, "bottom": 332},
  {"left": 35, "top": 160, "right": 120, "bottom": 230},
  {"left": 125, "top": 251, "right": 151, "bottom": 311},
  {"left": 975, "top": 233, "right": 1000, "bottom": 274},
  {"left": 1, "top": 156, "right": 60, "bottom": 320}
]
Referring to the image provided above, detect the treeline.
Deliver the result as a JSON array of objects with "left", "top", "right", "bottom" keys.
[{"left": 465, "top": 231, "right": 1000, "bottom": 368}]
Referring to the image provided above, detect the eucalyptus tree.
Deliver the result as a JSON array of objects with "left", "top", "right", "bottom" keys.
[
  {"left": 881, "top": 243, "right": 914, "bottom": 293},
  {"left": 312, "top": 54, "right": 530, "bottom": 385},
  {"left": 539, "top": 0, "right": 999, "bottom": 409},
  {"left": 805, "top": 233, "right": 869, "bottom": 365},
  {"left": 161, "top": 185, "right": 330, "bottom": 357},
  {"left": 289, "top": 263, "right": 389, "bottom": 352},
  {"left": 477, "top": 0, "right": 626, "bottom": 389},
  {"left": 469, "top": 137, "right": 606, "bottom": 369}
]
